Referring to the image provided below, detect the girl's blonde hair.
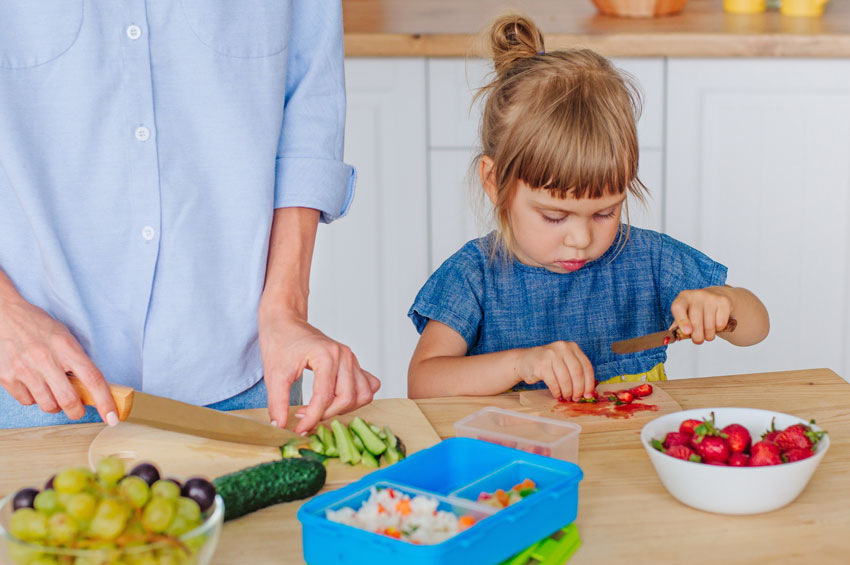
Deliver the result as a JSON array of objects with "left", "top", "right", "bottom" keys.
[{"left": 474, "top": 13, "right": 647, "bottom": 258}]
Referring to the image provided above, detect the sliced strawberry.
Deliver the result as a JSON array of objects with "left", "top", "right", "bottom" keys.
[
  {"left": 663, "top": 431, "right": 694, "bottom": 449},
  {"left": 615, "top": 391, "right": 634, "bottom": 404},
  {"left": 627, "top": 383, "right": 653, "bottom": 398},
  {"left": 721, "top": 423, "right": 752, "bottom": 454},
  {"left": 750, "top": 441, "right": 783, "bottom": 466},
  {"left": 783, "top": 447, "right": 814, "bottom": 463},
  {"left": 665, "top": 444, "right": 701, "bottom": 462}
]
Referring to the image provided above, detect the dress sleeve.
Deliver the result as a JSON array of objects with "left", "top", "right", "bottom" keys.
[
  {"left": 408, "top": 249, "right": 486, "bottom": 350},
  {"left": 273, "top": 1, "right": 355, "bottom": 223},
  {"left": 657, "top": 234, "right": 728, "bottom": 327}
]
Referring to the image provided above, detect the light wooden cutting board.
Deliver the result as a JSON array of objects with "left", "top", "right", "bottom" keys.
[
  {"left": 88, "top": 398, "right": 440, "bottom": 487},
  {"left": 519, "top": 382, "right": 682, "bottom": 433}
]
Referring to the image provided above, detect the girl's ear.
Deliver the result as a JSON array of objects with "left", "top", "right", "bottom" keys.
[{"left": 479, "top": 156, "right": 498, "bottom": 205}]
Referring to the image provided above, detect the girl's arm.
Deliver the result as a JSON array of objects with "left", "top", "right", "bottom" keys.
[
  {"left": 408, "top": 320, "right": 595, "bottom": 400},
  {"left": 671, "top": 285, "right": 769, "bottom": 347}
]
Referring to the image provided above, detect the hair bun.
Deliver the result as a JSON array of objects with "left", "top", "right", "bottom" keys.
[{"left": 488, "top": 14, "right": 545, "bottom": 77}]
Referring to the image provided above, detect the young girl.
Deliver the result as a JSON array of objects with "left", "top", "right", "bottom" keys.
[{"left": 407, "top": 14, "right": 769, "bottom": 401}]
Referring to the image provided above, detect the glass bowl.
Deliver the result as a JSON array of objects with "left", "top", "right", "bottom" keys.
[{"left": 0, "top": 492, "right": 223, "bottom": 564}]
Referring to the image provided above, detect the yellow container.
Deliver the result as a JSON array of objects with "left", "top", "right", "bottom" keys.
[
  {"left": 780, "top": 0, "right": 829, "bottom": 17},
  {"left": 723, "top": 0, "right": 766, "bottom": 13}
]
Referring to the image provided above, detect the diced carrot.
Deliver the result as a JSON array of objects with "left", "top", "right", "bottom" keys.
[
  {"left": 396, "top": 499, "right": 411, "bottom": 515},
  {"left": 496, "top": 489, "right": 510, "bottom": 507},
  {"left": 519, "top": 478, "right": 536, "bottom": 490},
  {"left": 458, "top": 515, "right": 477, "bottom": 530},
  {"left": 384, "top": 527, "right": 401, "bottom": 539},
  {"left": 377, "top": 504, "right": 386, "bottom": 514}
]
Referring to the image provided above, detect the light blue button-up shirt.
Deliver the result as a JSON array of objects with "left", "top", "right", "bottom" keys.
[{"left": 0, "top": 1, "right": 355, "bottom": 404}]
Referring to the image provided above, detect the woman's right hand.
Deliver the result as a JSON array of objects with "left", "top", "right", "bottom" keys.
[
  {"left": 0, "top": 296, "right": 118, "bottom": 424},
  {"left": 515, "top": 341, "right": 596, "bottom": 401}
]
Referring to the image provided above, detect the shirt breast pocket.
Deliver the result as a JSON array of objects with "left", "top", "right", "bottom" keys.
[
  {"left": 181, "top": 0, "right": 291, "bottom": 58},
  {"left": 0, "top": 0, "right": 83, "bottom": 69}
]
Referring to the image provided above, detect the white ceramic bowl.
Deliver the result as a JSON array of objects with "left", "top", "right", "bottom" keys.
[{"left": 641, "top": 407, "right": 829, "bottom": 515}]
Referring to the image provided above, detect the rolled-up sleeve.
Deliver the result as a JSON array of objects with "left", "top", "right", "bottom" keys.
[{"left": 274, "top": 1, "right": 355, "bottom": 223}]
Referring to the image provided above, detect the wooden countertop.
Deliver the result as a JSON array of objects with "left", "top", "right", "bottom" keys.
[
  {"left": 342, "top": 0, "right": 850, "bottom": 57},
  {"left": 1, "top": 368, "right": 848, "bottom": 563}
]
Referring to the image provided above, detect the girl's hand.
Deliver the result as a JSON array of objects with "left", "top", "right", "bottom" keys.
[
  {"left": 670, "top": 287, "right": 734, "bottom": 344},
  {"left": 515, "top": 341, "right": 595, "bottom": 401}
]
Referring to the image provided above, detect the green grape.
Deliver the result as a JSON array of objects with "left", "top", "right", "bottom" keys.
[
  {"left": 7, "top": 543, "right": 45, "bottom": 565},
  {"left": 9, "top": 508, "right": 48, "bottom": 542},
  {"left": 119, "top": 476, "right": 150, "bottom": 509},
  {"left": 164, "top": 515, "right": 194, "bottom": 537},
  {"left": 126, "top": 551, "right": 158, "bottom": 565},
  {"left": 88, "top": 499, "right": 129, "bottom": 540},
  {"left": 149, "top": 480, "right": 180, "bottom": 500},
  {"left": 154, "top": 547, "right": 183, "bottom": 565},
  {"left": 66, "top": 492, "right": 97, "bottom": 521},
  {"left": 33, "top": 490, "right": 62, "bottom": 515},
  {"left": 140, "top": 498, "right": 174, "bottom": 534},
  {"left": 174, "top": 497, "right": 201, "bottom": 522},
  {"left": 47, "top": 512, "right": 78, "bottom": 544},
  {"left": 56, "top": 492, "right": 75, "bottom": 509},
  {"left": 26, "top": 556, "right": 59, "bottom": 565},
  {"left": 183, "top": 533, "right": 205, "bottom": 555},
  {"left": 53, "top": 468, "right": 91, "bottom": 494},
  {"left": 96, "top": 457, "right": 126, "bottom": 487}
]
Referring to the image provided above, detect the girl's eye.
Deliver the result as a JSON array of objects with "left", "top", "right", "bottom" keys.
[
  {"left": 542, "top": 214, "right": 566, "bottom": 224},
  {"left": 594, "top": 210, "right": 616, "bottom": 220}
]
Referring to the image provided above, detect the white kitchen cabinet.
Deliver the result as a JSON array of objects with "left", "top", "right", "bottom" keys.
[
  {"left": 664, "top": 59, "right": 850, "bottom": 382},
  {"left": 305, "top": 59, "right": 428, "bottom": 402},
  {"left": 427, "top": 58, "right": 666, "bottom": 271}
]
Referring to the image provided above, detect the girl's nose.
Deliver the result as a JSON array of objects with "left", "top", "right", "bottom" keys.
[{"left": 564, "top": 220, "right": 591, "bottom": 249}]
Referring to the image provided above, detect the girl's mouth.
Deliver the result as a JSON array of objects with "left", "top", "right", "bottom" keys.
[{"left": 557, "top": 260, "right": 586, "bottom": 272}]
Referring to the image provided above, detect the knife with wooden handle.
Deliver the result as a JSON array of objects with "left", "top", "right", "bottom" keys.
[
  {"left": 611, "top": 318, "right": 737, "bottom": 354},
  {"left": 68, "top": 375, "right": 302, "bottom": 446}
]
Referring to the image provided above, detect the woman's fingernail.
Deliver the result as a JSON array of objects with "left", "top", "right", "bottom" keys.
[
  {"left": 270, "top": 420, "right": 278, "bottom": 427},
  {"left": 106, "top": 411, "right": 119, "bottom": 426}
]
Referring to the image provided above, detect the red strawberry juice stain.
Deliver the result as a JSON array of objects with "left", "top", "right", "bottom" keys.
[{"left": 553, "top": 396, "right": 659, "bottom": 419}]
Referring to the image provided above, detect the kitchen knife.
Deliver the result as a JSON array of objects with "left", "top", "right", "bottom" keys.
[
  {"left": 611, "top": 319, "right": 737, "bottom": 354},
  {"left": 68, "top": 374, "right": 302, "bottom": 446}
]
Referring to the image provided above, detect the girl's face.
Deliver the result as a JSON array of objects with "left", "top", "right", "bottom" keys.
[{"left": 506, "top": 182, "right": 625, "bottom": 273}]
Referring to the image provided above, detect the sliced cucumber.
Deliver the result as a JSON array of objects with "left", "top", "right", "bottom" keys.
[
  {"left": 360, "top": 450, "right": 379, "bottom": 468},
  {"left": 331, "top": 419, "right": 361, "bottom": 465},
  {"left": 349, "top": 425, "right": 365, "bottom": 452},
  {"left": 308, "top": 434, "right": 325, "bottom": 455},
  {"left": 350, "top": 417, "right": 387, "bottom": 456}
]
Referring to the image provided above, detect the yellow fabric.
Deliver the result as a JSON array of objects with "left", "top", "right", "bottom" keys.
[{"left": 603, "top": 362, "right": 667, "bottom": 384}]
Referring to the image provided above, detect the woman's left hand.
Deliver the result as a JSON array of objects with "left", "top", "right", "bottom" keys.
[{"left": 258, "top": 311, "right": 380, "bottom": 435}]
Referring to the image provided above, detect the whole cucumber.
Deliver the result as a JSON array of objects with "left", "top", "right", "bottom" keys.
[{"left": 213, "top": 458, "right": 326, "bottom": 521}]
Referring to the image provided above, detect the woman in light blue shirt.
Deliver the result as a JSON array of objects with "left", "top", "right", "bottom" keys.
[{"left": 0, "top": 1, "right": 379, "bottom": 430}]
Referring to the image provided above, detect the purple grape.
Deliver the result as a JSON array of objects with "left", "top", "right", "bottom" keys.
[
  {"left": 44, "top": 475, "right": 55, "bottom": 490},
  {"left": 12, "top": 488, "right": 39, "bottom": 511},
  {"left": 128, "top": 462, "right": 160, "bottom": 486},
  {"left": 164, "top": 477, "right": 182, "bottom": 489},
  {"left": 181, "top": 478, "right": 217, "bottom": 512}
]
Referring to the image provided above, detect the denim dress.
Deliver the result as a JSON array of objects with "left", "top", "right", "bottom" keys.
[{"left": 408, "top": 226, "right": 727, "bottom": 389}]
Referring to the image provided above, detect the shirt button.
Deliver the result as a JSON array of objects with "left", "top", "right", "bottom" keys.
[
  {"left": 126, "top": 25, "right": 142, "bottom": 40},
  {"left": 141, "top": 226, "right": 156, "bottom": 241},
  {"left": 134, "top": 126, "right": 150, "bottom": 142}
]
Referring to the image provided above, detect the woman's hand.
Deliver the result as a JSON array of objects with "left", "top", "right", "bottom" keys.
[
  {"left": 515, "top": 341, "right": 595, "bottom": 401},
  {"left": 259, "top": 309, "right": 380, "bottom": 435},
  {"left": 0, "top": 293, "right": 118, "bottom": 424}
]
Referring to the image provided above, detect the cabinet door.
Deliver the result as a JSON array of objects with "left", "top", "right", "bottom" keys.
[
  {"left": 428, "top": 58, "right": 666, "bottom": 272},
  {"left": 305, "top": 59, "right": 428, "bottom": 401},
  {"left": 665, "top": 59, "right": 850, "bottom": 381}
]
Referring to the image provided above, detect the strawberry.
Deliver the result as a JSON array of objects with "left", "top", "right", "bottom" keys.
[
  {"left": 728, "top": 452, "right": 750, "bottom": 467},
  {"left": 665, "top": 444, "right": 701, "bottom": 462},
  {"left": 663, "top": 431, "right": 694, "bottom": 449},
  {"left": 721, "top": 423, "right": 752, "bottom": 454},
  {"left": 775, "top": 421, "right": 826, "bottom": 453},
  {"left": 783, "top": 448, "right": 814, "bottom": 462},
  {"left": 696, "top": 436, "right": 730, "bottom": 464},
  {"left": 761, "top": 417, "right": 780, "bottom": 443},
  {"left": 616, "top": 391, "right": 634, "bottom": 404},
  {"left": 679, "top": 418, "right": 702, "bottom": 435},
  {"left": 628, "top": 383, "right": 653, "bottom": 398},
  {"left": 706, "top": 460, "right": 728, "bottom": 466},
  {"left": 750, "top": 441, "right": 783, "bottom": 466}
]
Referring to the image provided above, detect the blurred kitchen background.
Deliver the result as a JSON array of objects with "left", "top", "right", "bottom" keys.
[{"left": 303, "top": 0, "right": 850, "bottom": 400}]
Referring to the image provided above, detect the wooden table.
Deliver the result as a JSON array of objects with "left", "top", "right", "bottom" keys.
[
  {"left": 342, "top": 0, "right": 850, "bottom": 57},
  {"left": 1, "top": 368, "right": 848, "bottom": 563}
]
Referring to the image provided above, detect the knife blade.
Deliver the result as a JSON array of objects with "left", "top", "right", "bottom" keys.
[
  {"left": 68, "top": 375, "right": 302, "bottom": 446},
  {"left": 611, "top": 318, "right": 737, "bottom": 354}
]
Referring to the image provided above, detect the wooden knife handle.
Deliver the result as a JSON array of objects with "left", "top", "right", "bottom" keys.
[
  {"left": 673, "top": 318, "right": 737, "bottom": 341},
  {"left": 67, "top": 374, "right": 135, "bottom": 421}
]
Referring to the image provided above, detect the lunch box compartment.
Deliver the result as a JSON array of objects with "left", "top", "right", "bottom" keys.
[
  {"left": 454, "top": 407, "right": 581, "bottom": 463},
  {"left": 298, "top": 438, "right": 583, "bottom": 565},
  {"left": 449, "top": 461, "right": 572, "bottom": 504}
]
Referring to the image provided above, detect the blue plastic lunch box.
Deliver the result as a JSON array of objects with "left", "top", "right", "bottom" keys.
[{"left": 298, "top": 437, "right": 583, "bottom": 565}]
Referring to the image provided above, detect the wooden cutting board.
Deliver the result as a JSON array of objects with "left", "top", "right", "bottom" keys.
[
  {"left": 88, "top": 398, "right": 440, "bottom": 487},
  {"left": 519, "top": 382, "right": 682, "bottom": 433}
]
